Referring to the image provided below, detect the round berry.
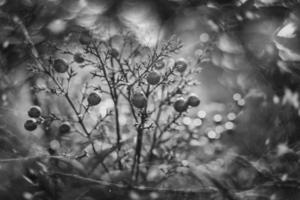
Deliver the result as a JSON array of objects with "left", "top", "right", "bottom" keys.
[
  {"left": 73, "top": 53, "right": 85, "bottom": 63},
  {"left": 155, "top": 59, "right": 165, "bottom": 69},
  {"left": 48, "top": 147, "right": 56, "bottom": 155},
  {"left": 24, "top": 119, "right": 38, "bottom": 131},
  {"left": 146, "top": 71, "right": 161, "bottom": 85},
  {"left": 174, "top": 59, "right": 187, "bottom": 73},
  {"left": 187, "top": 94, "right": 200, "bottom": 107},
  {"left": 79, "top": 31, "right": 92, "bottom": 45},
  {"left": 27, "top": 106, "right": 42, "bottom": 118},
  {"left": 87, "top": 92, "right": 101, "bottom": 106},
  {"left": 53, "top": 59, "right": 68, "bottom": 73},
  {"left": 173, "top": 97, "right": 188, "bottom": 112},
  {"left": 59, "top": 122, "right": 71, "bottom": 134},
  {"left": 110, "top": 48, "right": 119, "bottom": 58},
  {"left": 131, "top": 92, "right": 147, "bottom": 109}
]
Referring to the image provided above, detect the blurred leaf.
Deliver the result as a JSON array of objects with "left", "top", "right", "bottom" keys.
[
  {"left": 100, "top": 169, "right": 131, "bottom": 184},
  {"left": 51, "top": 157, "right": 87, "bottom": 176},
  {"left": 203, "top": 173, "right": 239, "bottom": 200},
  {"left": 59, "top": 187, "right": 91, "bottom": 200},
  {"left": 217, "top": 33, "right": 244, "bottom": 54},
  {"left": 282, "top": 88, "right": 299, "bottom": 109}
]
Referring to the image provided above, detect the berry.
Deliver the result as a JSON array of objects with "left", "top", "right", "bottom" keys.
[
  {"left": 146, "top": 71, "right": 161, "bottom": 85},
  {"left": 24, "top": 119, "right": 38, "bottom": 131},
  {"left": 73, "top": 53, "right": 85, "bottom": 63},
  {"left": 173, "top": 97, "right": 188, "bottom": 112},
  {"left": 59, "top": 122, "right": 71, "bottom": 134},
  {"left": 187, "top": 94, "right": 200, "bottom": 107},
  {"left": 87, "top": 92, "right": 101, "bottom": 106},
  {"left": 155, "top": 59, "right": 165, "bottom": 69},
  {"left": 48, "top": 147, "right": 56, "bottom": 155},
  {"left": 131, "top": 92, "right": 147, "bottom": 109},
  {"left": 27, "top": 106, "right": 42, "bottom": 118},
  {"left": 110, "top": 48, "right": 119, "bottom": 58},
  {"left": 79, "top": 31, "right": 92, "bottom": 45},
  {"left": 53, "top": 59, "right": 68, "bottom": 73},
  {"left": 174, "top": 59, "right": 187, "bottom": 73}
]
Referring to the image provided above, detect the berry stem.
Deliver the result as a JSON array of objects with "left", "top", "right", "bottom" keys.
[
  {"left": 131, "top": 107, "right": 148, "bottom": 183},
  {"left": 15, "top": 16, "right": 100, "bottom": 156},
  {"left": 92, "top": 43, "right": 123, "bottom": 169}
]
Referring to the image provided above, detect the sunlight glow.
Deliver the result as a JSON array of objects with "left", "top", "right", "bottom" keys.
[
  {"left": 47, "top": 19, "right": 67, "bottom": 34},
  {"left": 119, "top": 2, "right": 163, "bottom": 46},
  {"left": 277, "top": 22, "right": 297, "bottom": 38}
]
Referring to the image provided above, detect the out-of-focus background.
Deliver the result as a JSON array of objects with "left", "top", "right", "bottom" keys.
[{"left": 2, "top": 0, "right": 300, "bottom": 200}]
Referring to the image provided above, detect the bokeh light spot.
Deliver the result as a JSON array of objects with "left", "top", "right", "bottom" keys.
[{"left": 197, "top": 110, "right": 207, "bottom": 119}]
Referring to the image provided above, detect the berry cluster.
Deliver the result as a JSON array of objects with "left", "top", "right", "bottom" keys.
[
  {"left": 24, "top": 105, "right": 72, "bottom": 134},
  {"left": 173, "top": 94, "right": 201, "bottom": 112},
  {"left": 26, "top": 31, "right": 202, "bottom": 183},
  {"left": 24, "top": 106, "right": 42, "bottom": 131}
]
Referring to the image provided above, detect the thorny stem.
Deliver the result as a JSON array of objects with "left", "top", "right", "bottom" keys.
[
  {"left": 111, "top": 57, "right": 123, "bottom": 170},
  {"left": 149, "top": 112, "right": 182, "bottom": 164},
  {"left": 131, "top": 85, "right": 151, "bottom": 183},
  {"left": 92, "top": 43, "right": 123, "bottom": 169},
  {"left": 148, "top": 107, "right": 163, "bottom": 162},
  {"left": 148, "top": 79, "right": 184, "bottom": 162},
  {"left": 49, "top": 71, "right": 100, "bottom": 156},
  {"left": 161, "top": 113, "right": 182, "bottom": 138},
  {"left": 110, "top": 58, "right": 122, "bottom": 151},
  {"left": 115, "top": 58, "right": 138, "bottom": 122},
  {"left": 127, "top": 41, "right": 182, "bottom": 182},
  {"left": 93, "top": 44, "right": 120, "bottom": 135},
  {"left": 131, "top": 107, "right": 148, "bottom": 183}
]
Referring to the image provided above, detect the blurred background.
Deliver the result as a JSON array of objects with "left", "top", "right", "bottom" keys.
[{"left": 2, "top": 0, "right": 300, "bottom": 199}]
